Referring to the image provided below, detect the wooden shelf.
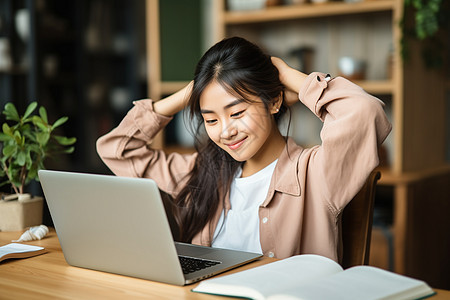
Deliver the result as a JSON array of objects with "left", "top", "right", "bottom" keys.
[
  {"left": 354, "top": 80, "right": 394, "bottom": 95},
  {"left": 161, "top": 81, "right": 190, "bottom": 95},
  {"left": 223, "top": 0, "right": 395, "bottom": 24},
  {"left": 377, "top": 165, "right": 450, "bottom": 186}
]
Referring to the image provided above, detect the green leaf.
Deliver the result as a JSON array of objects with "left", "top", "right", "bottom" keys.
[
  {"left": 13, "top": 131, "right": 23, "bottom": 145},
  {"left": 0, "top": 155, "right": 8, "bottom": 165},
  {"left": 28, "top": 167, "right": 38, "bottom": 181},
  {"left": 2, "top": 123, "right": 12, "bottom": 136},
  {"left": 39, "top": 106, "right": 48, "bottom": 124},
  {"left": 34, "top": 120, "right": 50, "bottom": 131},
  {"left": 32, "top": 115, "right": 46, "bottom": 127},
  {"left": 54, "top": 136, "right": 77, "bottom": 146},
  {"left": 3, "top": 144, "right": 16, "bottom": 157},
  {"left": 36, "top": 132, "right": 50, "bottom": 146},
  {"left": 16, "top": 151, "right": 27, "bottom": 166},
  {"left": 3, "top": 103, "right": 20, "bottom": 121},
  {"left": 25, "top": 150, "right": 33, "bottom": 169},
  {"left": 63, "top": 146, "right": 75, "bottom": 154},
  {"left": 23, "top": 102, "right": 38, "bottom": 120},
  {"left": 51, "top": 116, "right": 68, "bottom": 129},
  {"left": 0, "top": 133, "right": 12, "bottom": 142},
  {"left": 27, "top": 144, "right": 41, "bottom": 153}
]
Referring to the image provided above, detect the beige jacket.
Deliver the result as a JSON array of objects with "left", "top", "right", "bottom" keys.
[{"left": 96, "top": 73, "right": 392, "bottom": 262}]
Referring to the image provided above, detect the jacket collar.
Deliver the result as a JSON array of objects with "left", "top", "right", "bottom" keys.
[{"left": 261, "top": 137, "right": 303, "bottom": 207}]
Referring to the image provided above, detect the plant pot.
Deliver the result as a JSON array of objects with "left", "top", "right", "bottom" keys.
[{"left": 0, "top": 194, "right": 44, "bottom": 231}]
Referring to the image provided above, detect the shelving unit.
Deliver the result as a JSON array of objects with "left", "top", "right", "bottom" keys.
[
  {"left": 0, "top": 0, "right": 148, "bottom": 174},
  {"left": 145, "top": 0, "right": 449, "bottom": 288},
  {"left": 146, "top": 0, "right": 202, "bottom": 149},
  {"left": 78, "top": 0, "right": 147, "bottom": 172}
]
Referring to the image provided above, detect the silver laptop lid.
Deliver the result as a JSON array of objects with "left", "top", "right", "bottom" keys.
[{"left": 38, "top": 170, "right": 186, "bottom": 285}]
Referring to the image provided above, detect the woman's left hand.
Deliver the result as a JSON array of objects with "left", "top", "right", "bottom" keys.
[{"left": 271, "top": 57, "right": 308, "bottom": 106}]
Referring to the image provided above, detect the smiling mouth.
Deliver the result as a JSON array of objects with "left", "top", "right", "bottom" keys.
[{"left": 225, "top": 137, "right": 247, "bottom": 150}]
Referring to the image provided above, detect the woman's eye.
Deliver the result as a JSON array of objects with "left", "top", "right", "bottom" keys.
[
  {"left": 205, "top": 119, "right": 217, "bottom": 125},
  {"left": 231, "top": 110, "right": 244, "bottom": 118}
]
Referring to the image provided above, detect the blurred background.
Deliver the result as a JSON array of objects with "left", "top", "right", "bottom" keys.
[{"left": 0, "top": 0, "right": 449, "bottom": 290}]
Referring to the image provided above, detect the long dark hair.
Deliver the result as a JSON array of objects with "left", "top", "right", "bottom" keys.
[{"left": 173, "top": 37, "right": 288, "bottom": 242}]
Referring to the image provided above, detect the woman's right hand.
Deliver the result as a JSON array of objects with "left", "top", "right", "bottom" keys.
[
  {"left": 153, "top": 81, "right": 193, "bottom": 117},
  {"left": 271, "top": 57, "right": 308, "bottom": 106}
]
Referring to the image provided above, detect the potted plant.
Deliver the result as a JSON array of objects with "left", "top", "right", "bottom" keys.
[{"left": 0, "top": 101, "right": 76, "bottom": 231}]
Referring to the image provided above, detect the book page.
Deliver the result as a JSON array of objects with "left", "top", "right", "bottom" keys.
[
  {"left": 268, "top": 265, "right": 435, "bottom": 300},
  {"left": 192, "top": 254, "right": 343, "bottom": 299},
  {"left": 0, "top": 243, "right": 46, "bottom": 263}
]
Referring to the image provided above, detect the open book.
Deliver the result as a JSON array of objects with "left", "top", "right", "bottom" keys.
[
  {"left": 0, "top": 243, "right": 47, "bottom": 263},
  {"left": 192, "top": 254, "right": 435, "bottom": 300}
]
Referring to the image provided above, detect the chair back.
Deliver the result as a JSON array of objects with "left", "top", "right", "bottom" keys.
[{"left": 340, "top": 171, "right": 381, "bottom": 269}]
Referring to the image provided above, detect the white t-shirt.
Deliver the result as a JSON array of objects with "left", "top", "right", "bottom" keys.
[{"left": 212, "top": 159, "right": 278, "bottom": 253}]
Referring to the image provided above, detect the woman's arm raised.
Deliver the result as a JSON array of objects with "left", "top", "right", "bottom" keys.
[
  {"left": 96, "top": 82, "right": 197, "bottom": 189},
  {"left": 153, "top": 81, "right": 193, "bottom": 117},
  {"left": 272, "top": 56, "right": 391, "bottom": 212}
]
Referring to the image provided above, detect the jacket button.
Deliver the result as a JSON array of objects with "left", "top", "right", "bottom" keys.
[
  {"left": 262, "top": 217, "right": 268, "bottom": 224},
  {"left": 268, "top": 252, "right": 274, "bottom": 258}
]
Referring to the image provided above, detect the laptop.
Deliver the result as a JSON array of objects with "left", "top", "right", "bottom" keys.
[{"left": 38, "top": 170, "right": 262, "bottom": 286}]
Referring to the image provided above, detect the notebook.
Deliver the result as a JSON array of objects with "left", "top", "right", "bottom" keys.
[{"left": 38, "top": 170, "right": 262, "bottom": 286}]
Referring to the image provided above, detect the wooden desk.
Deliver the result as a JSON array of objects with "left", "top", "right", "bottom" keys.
[{"left": 1, "top": 228, "right": 449, "bottom": 299}]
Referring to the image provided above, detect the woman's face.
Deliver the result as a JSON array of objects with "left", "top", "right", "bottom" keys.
[{"left": 199, "top": 81, "right": 279, "bottom": 164}]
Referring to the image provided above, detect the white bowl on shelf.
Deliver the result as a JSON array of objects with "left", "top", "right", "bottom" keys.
[
  {"left": 15, "top": 9, "right": 30, "bottom": 42},
  {"left": 227, "top": 0, "right": 267, "bottom": 11}
]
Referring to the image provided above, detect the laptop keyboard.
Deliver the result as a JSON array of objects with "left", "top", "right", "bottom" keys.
[{"left": 178, "top": 255, "right": 221, "bottom": 275}]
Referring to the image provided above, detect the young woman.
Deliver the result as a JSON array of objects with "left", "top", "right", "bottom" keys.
[{"left": 96, "top": 37, "right": 391, "bottom": 262}]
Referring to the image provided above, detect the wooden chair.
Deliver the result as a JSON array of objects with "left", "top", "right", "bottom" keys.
[{"left": 340, "top": 170, "right": 381, "bottom": 269}]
